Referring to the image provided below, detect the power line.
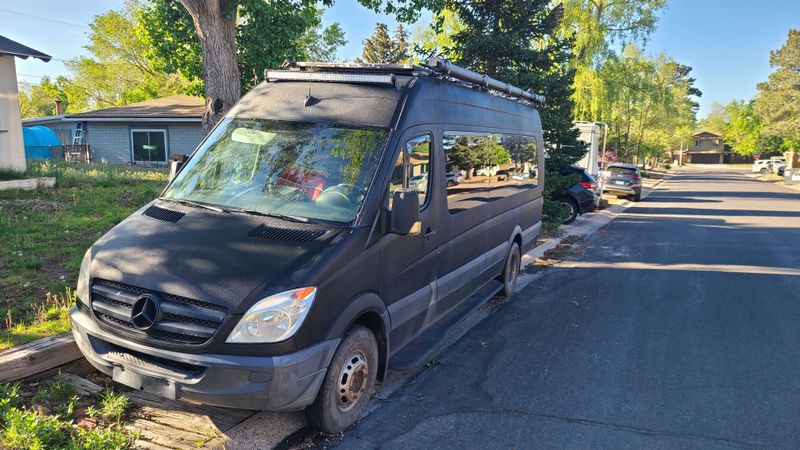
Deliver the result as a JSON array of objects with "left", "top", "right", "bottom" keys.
[{"left": 0, "top": 8, "right": 88, "bottom": 29}]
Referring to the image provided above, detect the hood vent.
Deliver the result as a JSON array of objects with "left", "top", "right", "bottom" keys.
[
  {"left": 248, "top": 224, "right": 325, "bottom": 242},
  {"left": 143, "top": 205, "right": 185, "bottom": 223}
]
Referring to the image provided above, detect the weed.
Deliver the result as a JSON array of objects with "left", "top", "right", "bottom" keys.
[
  {"left": 0, "top": 168, "right": 26, "bottom": 181},
  {"left": 0, "top": 384, "right": 22, "bottom": 417},
  {"left": 34, "top": 379, "right": 78, "bottom": 406},
  {"left": 0, "top": 161, "right": 167, "bottom": 349},
  {"left": 68, "top": 427, "right": 132, "bottom": 450},
  {"left": 0, "top": 407, "right": 69, "bottom": 450},
  {"left": 98, "top": 390, "right": 130, "bottom": 423}
]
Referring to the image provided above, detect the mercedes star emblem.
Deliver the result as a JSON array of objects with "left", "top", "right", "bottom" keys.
[{"left": 131, "top": 294, "right": 161, "bottom": 330}]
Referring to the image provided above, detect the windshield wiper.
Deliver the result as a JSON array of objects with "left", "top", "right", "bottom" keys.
[
  {"left": 226, "top": 208, "right": 310, "bottom": 223},
  {"left": 159, "top": 197, "right": 225, "bottom": 213}
]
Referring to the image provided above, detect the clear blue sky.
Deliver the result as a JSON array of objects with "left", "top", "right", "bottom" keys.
[{"left": 4, "top": 0, "right": 798, "bottom": 118}]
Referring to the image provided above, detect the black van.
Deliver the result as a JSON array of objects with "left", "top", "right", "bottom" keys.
[{"left": 70, "top": 59, "right": 545, "bottom": 432}]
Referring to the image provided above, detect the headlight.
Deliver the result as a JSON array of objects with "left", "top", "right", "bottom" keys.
[
  {"left": 76, "top": 249, "right": 91, "bottom": 304},
  {"left": 226, "top": 287, "right": 317, "bottom": 343}
]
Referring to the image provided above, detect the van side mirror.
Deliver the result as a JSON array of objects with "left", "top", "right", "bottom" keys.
[
  {"left": 389, "top": 189, "right": 421, "bottom": 236},
  {"left": 168, "top": 155, "right": 189, "bottom": 182}
]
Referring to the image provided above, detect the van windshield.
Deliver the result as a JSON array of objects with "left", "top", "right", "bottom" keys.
[{"left": 163, "top": 118, "right": 388, "bottom": 224}]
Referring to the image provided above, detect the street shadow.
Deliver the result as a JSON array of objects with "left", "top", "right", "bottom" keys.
[
  {"left": 644, "top": 197, "right": 721, "bottom": 204},
  {"left": 657, "top": 191, "right": 800, "bottom": 201},
  {"left": 624, "top": 206, "right": 800, "bottom": 217}
]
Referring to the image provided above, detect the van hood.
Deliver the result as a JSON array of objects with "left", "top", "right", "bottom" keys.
[{"left": 89, "top": 201, "right": 342, "bottom": 313}]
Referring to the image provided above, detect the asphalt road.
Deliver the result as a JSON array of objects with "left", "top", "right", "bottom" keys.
[{"left": 331, "top": 167, "right": 800, "bottom": 449}]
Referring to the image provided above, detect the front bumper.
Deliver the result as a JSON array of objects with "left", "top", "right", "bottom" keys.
[{"left": 70, "top": 307, "right": 339, "bottom": 411}]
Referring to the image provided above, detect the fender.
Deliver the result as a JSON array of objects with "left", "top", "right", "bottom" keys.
[{"left": 326, "top": 292, "right": 391, "bottom": 381}]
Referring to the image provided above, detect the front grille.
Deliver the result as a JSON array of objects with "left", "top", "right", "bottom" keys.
[{"left": 90, "top": 279, "right": 226, "bottom": 345}]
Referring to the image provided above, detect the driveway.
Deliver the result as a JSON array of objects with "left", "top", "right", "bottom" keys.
[{"left": 330, "top": 167, "right": 800, "bottom": 449}]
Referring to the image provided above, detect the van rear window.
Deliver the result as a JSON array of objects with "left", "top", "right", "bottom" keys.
[{"left": 443, "top": 133, "right": 539, "bottom": 214}]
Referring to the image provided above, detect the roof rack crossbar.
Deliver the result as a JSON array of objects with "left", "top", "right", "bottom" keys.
[{"left": 424, "top": 57, "right": 545, "bottom": 105}]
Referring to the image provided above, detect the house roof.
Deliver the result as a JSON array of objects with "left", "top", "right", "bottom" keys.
[
  {"left": 64, "top": 95, "right": 205, "bottom": 122},
  {"left": 0, "top": 35, "right": 50, "bottom": 61},
  {"left": 693, "top": 131, "right": 721, "bottom": 138}
]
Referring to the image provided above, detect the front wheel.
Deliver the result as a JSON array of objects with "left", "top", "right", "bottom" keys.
[
  {"left": 760, "top": 167, "right": 769, "bottom": 174},
  {"left": 306, "top": 325, "right": 378, "bottom": 434}
]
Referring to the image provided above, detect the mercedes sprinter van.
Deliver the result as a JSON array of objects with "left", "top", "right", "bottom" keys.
[{"left": 70, "top": 59, "right": 545, "bottom": 432}]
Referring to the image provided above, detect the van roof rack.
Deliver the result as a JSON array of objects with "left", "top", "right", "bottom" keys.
[{"left": 268, "top": 59, "right": 545, "bottom": 106}]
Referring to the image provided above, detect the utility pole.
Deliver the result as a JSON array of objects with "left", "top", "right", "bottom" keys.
[{"left": 679, "top": 139, "right": 684, "bottom": 166}]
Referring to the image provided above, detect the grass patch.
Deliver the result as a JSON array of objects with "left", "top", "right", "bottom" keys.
[
  {"left": 0, "top": 168, "right": 27, "bottom": 182},
  {"left": 0, "top": 380, "right": 135, "bottom": 449},
  {"left": 0, "top": 161, "right": 168, "bottom": 350}
]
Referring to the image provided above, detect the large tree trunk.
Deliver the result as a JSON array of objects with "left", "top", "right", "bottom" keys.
[{"left": 180, "top": 0, "right": 241, "bottom": 134}]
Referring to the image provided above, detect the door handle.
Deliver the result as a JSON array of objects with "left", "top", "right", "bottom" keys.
[{"left": 423, "top": 227, "right": 436, "bottom": 241}]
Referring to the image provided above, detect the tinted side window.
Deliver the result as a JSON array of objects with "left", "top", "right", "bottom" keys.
[
  {"left": 443, "top": 132, "right": 538, "bottom": 214},
  {"left": 499, "top": 134, "right": 539, "bottom": 192},
  {"left": 388, "top": 134, "right": 432, "bottom": 210}
]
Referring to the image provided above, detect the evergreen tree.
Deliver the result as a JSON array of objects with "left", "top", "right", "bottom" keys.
[
  {"left": 359, "top": 23, "right": 410, "bottom": 64},
  {"left": 447, "top": 0, "right": 585, "bottom": 226}
]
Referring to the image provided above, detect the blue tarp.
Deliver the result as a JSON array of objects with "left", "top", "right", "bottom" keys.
[{"left": 23, "top": 125, "right": 62, "bottom": 159}]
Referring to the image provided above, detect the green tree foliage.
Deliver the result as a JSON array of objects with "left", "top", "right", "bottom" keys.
[
  {"left": 445, "top": 0, "right": 584, "bottom": 226},
  {"left": 411, "top": 8, "right": 465, "bottom": 62},
  {"left": 601, "top": 45, "right": 700, "bottom": 165},
  {"left": 559, "top": 0, "right": 667, "bottom": 121},
  {"left": 138, "top": 0, "right": 348, "bottom": 94},
  {"left": 18, "top": 1, "right": 189, "bottom": 115},
  {"left": 755, "top": 29, "right": 800, "bottom": 151},
  {"left": 17, "top": 78, "right": 67, "bottom": 119},
  {"left": 721, "top": 100, "right": 763, "bottom": 156},
  {"left": 359, "top": 23, "right": 410, "bottom": 63},
  {"left": 299, "top": 21, "right": 348, "bottom": 62}
]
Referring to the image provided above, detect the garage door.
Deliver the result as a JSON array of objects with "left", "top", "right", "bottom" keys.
[{"left": 691, "top": 154, "right": 720, "bottom": 164}]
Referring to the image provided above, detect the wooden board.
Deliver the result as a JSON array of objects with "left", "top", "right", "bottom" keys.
[{"left": 0, "top": 334, "right": 83, "bottom": 383}]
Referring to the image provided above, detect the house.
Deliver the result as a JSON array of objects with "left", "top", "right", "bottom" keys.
[
  {"left": 0, "top": 34, "right": 50, "bottom": 171},
  {"left": 685, "top": 131, "right": 751, "bottom": 164},
  {"left": 63, "top": 95, "right": 205, "bottom": 165}
]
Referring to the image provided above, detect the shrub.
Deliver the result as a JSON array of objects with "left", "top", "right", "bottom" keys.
[
  {"left": 68, "top": 427, "right": 132, "bottom": 450},
  {"left": 0, "top": 407, "right": 69, "bottom": 450}
]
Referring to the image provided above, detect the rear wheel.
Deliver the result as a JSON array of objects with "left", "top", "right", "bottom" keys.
[
  {"left": 632, "top": 192, "right": 641, "bottom": 202},
  {"left": 499, "top": 243, "right": 521, "bottom": 298},
  {"left": 306, "top": 325, "right": 378, "bottom": 434},
  {"left": 560, "top": 199, "right": 579, "bottom": 224},
  {"left": 760, "top": 167, "right": 769, "bottom": 174}
]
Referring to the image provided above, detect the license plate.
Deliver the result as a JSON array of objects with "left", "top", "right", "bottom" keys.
[
  {"left": 113, "top": 366, "right": 177, "bottom": 400},
  {"left": 614, "top": 180, "right": 625, "bottom": 185}
]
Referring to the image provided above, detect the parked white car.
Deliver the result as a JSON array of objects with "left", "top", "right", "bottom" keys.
[{"left": 753, "top": 159, "right": 782, "bottom": 174}]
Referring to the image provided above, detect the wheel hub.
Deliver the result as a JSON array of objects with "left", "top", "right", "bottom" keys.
[{"left": 336, "top": 352, "right": 368, "bottom": 412}]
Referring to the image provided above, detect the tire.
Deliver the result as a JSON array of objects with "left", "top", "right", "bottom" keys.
[
  {"left": 760, "top": 167, "right": 769, "bottom": 174},
  {"left": 561, "top": 199, "right": 579, "bottom": 225},
  {"left": 633, "top": 192, "right": 641, "bottom": 202},
  {"left": 447, "top": 180, "right": 455, "bottom": 187},
  {"left": 306, "top": 325, "right": 378, "bottom": 434},
  {"left": 498, "top": 242, "right": 521, "bottom": 298}
]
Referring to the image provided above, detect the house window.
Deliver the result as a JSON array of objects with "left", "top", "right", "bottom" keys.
[{"left": 131, "top": 129, "right": 168, "bottom": 164}]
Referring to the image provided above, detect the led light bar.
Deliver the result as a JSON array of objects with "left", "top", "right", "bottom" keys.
[{"left": 265, "top": 70, "right": 395, "bottom": 85}]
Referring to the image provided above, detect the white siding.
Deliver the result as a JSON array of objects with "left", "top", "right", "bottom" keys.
[{"left": 0, "top": 55, "right": 25, "bottom": 171}]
